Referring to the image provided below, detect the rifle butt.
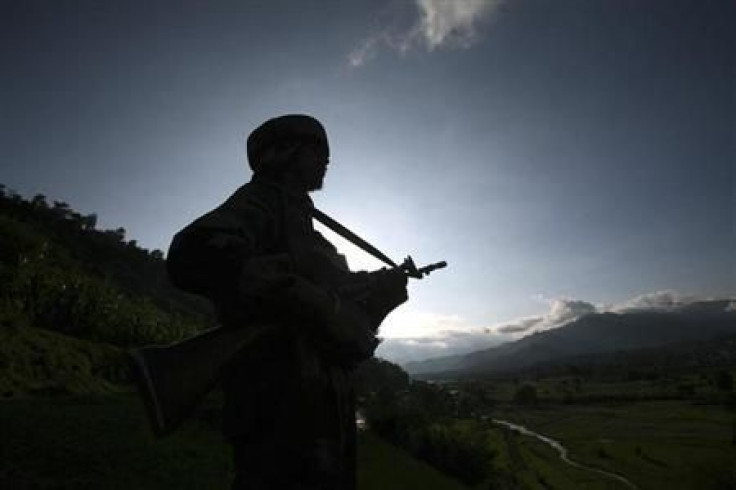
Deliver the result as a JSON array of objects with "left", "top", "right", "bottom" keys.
[{"left": 129, "top": 324, "right": 271, "bottom": 438}]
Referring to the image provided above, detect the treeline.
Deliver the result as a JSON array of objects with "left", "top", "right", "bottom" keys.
[
  {"left": 362, "top": 379, "right": 495, "bottom": 485},
  {"left": 0, "top": 185, "right": 213, "bottom": 347},
  {"left": 354, "top": 359, "right": 499, "bottom": 485}
]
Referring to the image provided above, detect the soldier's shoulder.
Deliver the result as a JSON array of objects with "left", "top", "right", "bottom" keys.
[{"left": 223, "top": 180, "right": 283, "bottom": 214}]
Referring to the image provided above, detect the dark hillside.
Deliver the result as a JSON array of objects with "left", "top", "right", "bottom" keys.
[
  {"left": 0, "top": 186, "right": 215, "bottom": 350},
  {"left": 0, "top": 186, "right": 220, "bottom": 396},
  {"left": 0, "top": 184, "right": 212, "bottom": 322}
]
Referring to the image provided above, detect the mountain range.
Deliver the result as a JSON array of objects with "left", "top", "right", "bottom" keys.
[{"left": 404, "top": 300, "right": 736, "bottom": 378}]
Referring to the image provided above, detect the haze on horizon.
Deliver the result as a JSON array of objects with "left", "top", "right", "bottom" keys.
[{"left": 2, "top": 0, "right": 733, "bottom": 363}]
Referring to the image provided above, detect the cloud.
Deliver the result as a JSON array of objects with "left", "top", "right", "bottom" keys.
[
  {"left": 493, "top": 291, "right": 728, "bottom": 337},
  {"left": 377, "top": 291, "right": 726, "bottom": 364},
  {"left": 549, "top": 298, "right": 598, "bottom": 322},
  {"left": 495, "top": 317, "right": 542, "bottom": 334},
  {"left": 377, "top": 297, "right": 599, "bottom": 363},
  {"left": 418, "top": 0, "right": 504, "bottom": 50},
  {"left": 377, "top": 328, "right": 509, "bottom": 364},
  {"left": 495, "top": 298, "right": 597, "bottom": 335},
  {"left": 610, "top": 290, "right": 699, "bottom": 313},
  {"left": 347, "top": 36, "right": 383, "bottom": 68},
  {"left": 376, "top": 308, "right": 508, "bottom": 363},
  {"left": 348, "top": 0, "right": 507, "bottom": 67}
]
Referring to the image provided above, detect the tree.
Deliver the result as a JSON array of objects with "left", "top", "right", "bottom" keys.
[
  {"left": 354, "top": 357, "right": 410, "bottom": 398},
  {"left": 457, "top": 382, "right": 494, "bottom": 417},
  {"left": 715, "top": 370, "right": 734, "bottom": 392},
  {"left": 52, "top": 200, "right": 71, "bottom": 218},
  {"left": 80, "top": 214, "right": 97, "bottom": 230},
  {"left": 513, "top": 384, "right": 538, "bottom": 405},
  {"left": 31, "top": 194, "right": 48, "bottom": 208}
]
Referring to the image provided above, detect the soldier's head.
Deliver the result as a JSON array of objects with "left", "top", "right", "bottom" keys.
[{"left": 246, "top": 114, "right": 330, "bottom": 192}]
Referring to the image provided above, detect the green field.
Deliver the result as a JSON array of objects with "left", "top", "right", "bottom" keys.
[
  {"left": 0, "top": 393, "right": 470, "bottom": 490},
  {"left": 490, "top": 401, "right": 736, "bottom": 490},
  {"left": 488, "top": 425, "right": 628, "bottom": 489}
]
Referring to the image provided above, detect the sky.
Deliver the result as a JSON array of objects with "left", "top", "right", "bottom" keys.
[{"left": 2, "top": 0, "right": 734, "bottom": 363}]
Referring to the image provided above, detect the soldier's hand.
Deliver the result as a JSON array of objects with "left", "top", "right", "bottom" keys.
[{"left": 374, "top": 268, "right": 409, "bottom": 304}]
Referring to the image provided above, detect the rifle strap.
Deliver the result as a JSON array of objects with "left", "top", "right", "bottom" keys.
[{"left": 312, "top": 208, "right": 398, "bottom": 268}]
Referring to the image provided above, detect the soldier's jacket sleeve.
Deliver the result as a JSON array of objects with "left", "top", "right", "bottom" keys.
[{"left": 165, "top": 184, "right": 281, "bottom": 302}]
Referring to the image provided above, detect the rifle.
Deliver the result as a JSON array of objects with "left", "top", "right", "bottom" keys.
[{"left": 129, "top": 257, "right": 446, "bottom": 438}]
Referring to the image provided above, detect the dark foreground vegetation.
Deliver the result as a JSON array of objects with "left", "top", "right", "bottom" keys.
[
  {"left": 0, "top": 392, "right": 473, "bottom": 490},
  {"left": 2, "top": 187, "right": 735, "bottom": 489},
  {"left": 0, "top": 187, "right": 476, "bottom": 488},
  {"left": 0, "top": 185, "right": 212, "bottom": 356}
]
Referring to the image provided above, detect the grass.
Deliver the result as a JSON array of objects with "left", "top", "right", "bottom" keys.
[
  {"left": 0, "top": 393, "right": 470, "bottom": 490},
  {"left": 491, "top": 401, "right": 736, "bottom": 490},
  {"left": 358, "top": 432, "right": 471, "bottom": 490},
  {"left": 0, "top": 325, "right": 128, "bottom": 398},
  {"left": 487, "top": 422, "right": 629, "bottom": 490},
  {"left": 0, "top": 394, "right": 231, "bottom": 489},
  {"left": 478, "top": 369, "right": 736, "bottom": 405},
  {"left": 0, "top": 325, "right": 471, "bottom": 489}
]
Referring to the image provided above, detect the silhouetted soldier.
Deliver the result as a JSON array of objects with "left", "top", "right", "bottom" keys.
[{"left": 165, "top": 115, "right": 408, "bottom": 490}]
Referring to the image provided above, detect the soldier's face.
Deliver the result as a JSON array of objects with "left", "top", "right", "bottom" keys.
[{"left": 294, "top": 142, "right": 330, "bottom": 191}]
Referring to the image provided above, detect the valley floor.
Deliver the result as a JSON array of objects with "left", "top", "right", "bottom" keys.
[
  {"left": 2, "top": 384, "right": 735, "bottom": 489},
  {"left": 489, "top": 401, "right": 736, "bottom": 490}
]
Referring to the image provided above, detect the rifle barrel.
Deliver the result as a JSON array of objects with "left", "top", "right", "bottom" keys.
[{"left": 417, "top": 261, "right": 447, "bottom": 277}]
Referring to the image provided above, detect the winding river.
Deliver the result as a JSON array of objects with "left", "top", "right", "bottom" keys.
[{"left": 492, "top": 419, "right": 637, "bottom": 489}]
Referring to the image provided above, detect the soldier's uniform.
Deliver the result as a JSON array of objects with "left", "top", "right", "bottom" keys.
[{"left": 166, "top": 119, "right": 373, "bottom": 489}]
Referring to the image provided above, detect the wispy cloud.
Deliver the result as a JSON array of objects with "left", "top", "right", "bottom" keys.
[
  {"left": 610, "top": 290, "right": 701, "bottom": 313},
  {"left": 348, "top": 0, "right": 507, "bottom": 67},
  {"left": 377, "top": 328, "right": 509, "bottom": 364},
  {"left": 494, "top": 298, "right": 597, "bottom": 334},
  {"left": 418, "top": 0, "right": 505, "bottom": 50},
  {"left": 376, "top": 308, "right": 507, "bottom": 363}
]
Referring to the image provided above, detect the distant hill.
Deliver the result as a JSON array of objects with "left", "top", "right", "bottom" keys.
[
  {"left": 405, "top": 300, "right": 736, "bottom": 378},
  {"left": 526, "top": 331, "right": 736, "bottom": 379}
]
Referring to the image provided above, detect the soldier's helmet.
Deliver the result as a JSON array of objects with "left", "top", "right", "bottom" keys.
[{"left": 246, "top": 114, "right": 329, "bottom": 173}]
